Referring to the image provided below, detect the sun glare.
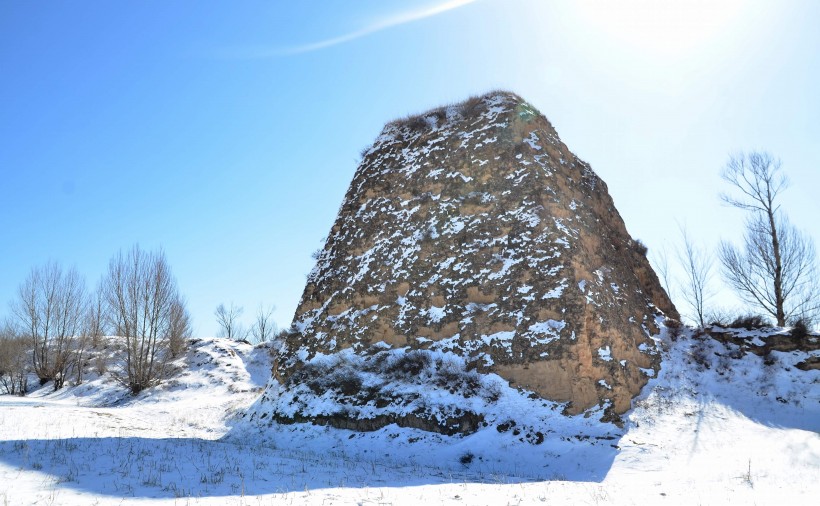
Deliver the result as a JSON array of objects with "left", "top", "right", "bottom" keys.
[{"left": 572, "top": 0, "right": 745, "bottom": 58}]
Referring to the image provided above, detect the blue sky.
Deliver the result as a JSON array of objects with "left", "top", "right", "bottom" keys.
[{"left": 2, "top": 0, "right": 818, "bottom": 334}]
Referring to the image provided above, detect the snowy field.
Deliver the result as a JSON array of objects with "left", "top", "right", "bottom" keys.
[{"left": 1, "top": 332, "right": 818, "bottom": 505}]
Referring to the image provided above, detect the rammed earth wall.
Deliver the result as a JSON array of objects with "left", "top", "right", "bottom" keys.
[{"left": 274, "top": 91, "right": 677, "bottom": 423}]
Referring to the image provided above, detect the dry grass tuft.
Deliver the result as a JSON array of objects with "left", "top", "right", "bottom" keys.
[{"left": 387, "top": 90, "right": 521, "bottom": 133}]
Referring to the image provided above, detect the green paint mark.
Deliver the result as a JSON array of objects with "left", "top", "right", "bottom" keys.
[{"left": 516, "top": 102, "right": 539, "bottom": 122}]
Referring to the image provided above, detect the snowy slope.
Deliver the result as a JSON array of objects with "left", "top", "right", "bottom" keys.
[{"left": 0, "top": 331, "right": 818, "bottom": 505}]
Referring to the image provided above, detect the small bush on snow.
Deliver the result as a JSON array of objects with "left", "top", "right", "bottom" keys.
[
  {"left": 664, "top": 318, "right": 683, "bottom": 340},
  {"left": 384, "top": 350, "right": 431, "bottom": 379},
  {"left": 434, "top": 356, "right": 481, "bottom": 396},
  {"left": 789, "top": 318, "right": 810, "bottom": 340},
  {"left": 729, "top": 314, "right": 770, "bottom": 330},
  {"left": 689, "top": 338, "right": 711, "bottom": 371}
]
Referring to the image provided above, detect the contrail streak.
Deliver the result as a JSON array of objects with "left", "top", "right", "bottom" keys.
[{"left": 222, "top": 0, "right": 479, "bottom": 58}]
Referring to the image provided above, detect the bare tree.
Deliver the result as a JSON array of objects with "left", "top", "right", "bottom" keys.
[
  {"left": 0, "top": 320, "right": 29, "bottom": 395},
  {"left": 651, "top": 245, "right": 675, "bottom": 303},
  {"left": 677, "top": 226, "right": 714, "bottom": 327},
  {"left": 86, "top": 286, "right": 106, "bottom": 349},
  {"left": 73, "top": 287, "right": 106, "bottom": 385},
  {"left": 71, "top": 324, "right": 91, "bottom": 386},
  {"left": 719, "top": 151, "right": 818, "bottom": 326},
  {"left": 102, "top": 245, "right": 189, "bottom": 394},
  {"left": 86, "top": 286, "right": 110, "bottom": 377},
  {"left": 215, "top": 303, "right": 247, "bottom": 341},
  {"left": 10, "top": 261, "right": 88, "bottom": 389},
  {"left": 168, "top": 297, "right": 192, "bottom": 358},
  {"left": 250, "top": 304, "right": 277, "bottom": 344}
]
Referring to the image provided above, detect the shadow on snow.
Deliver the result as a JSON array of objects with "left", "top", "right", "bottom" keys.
[{"left": 0, "top": 432, "right": 619, "bottom": 498}]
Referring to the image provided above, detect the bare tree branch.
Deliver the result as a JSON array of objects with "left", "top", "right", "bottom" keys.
[
  {"left": 250, "top": 304, "right": 277, "bottom": 344},
  {"left": 0, "top": 320, "right": 29, "bottom": 395},
  {"left": 677, "top": 226, "right": 714, "bottom": 327},
  {"left": 650, "top": 246, "right": 674, "bottom": 303},
  {"left": 168, "top": 297, "right": 192, "bottom": 358}
]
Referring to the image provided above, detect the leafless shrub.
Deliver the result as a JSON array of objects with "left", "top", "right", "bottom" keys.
[
  {"left": 329, "top": 367, "right": 363, "bottom": 396},
  {"left": 429, "top": 107, "right": 447, "bottom": 125},
  {"left": 632, "top": 239, "right": 648, "bottom": 257},
  {"left": 677, "top": 226, "right": 714, "bottom": 327},
  {"left": 459, "top": 95, "right": 485, "bottom": 117},
  {"left": 168, "top": 297, "right": 192, "bottom": 358},
  {"left": 385, "top": 350, "right": 431, "bottom": 378},
  {"left": 93, "top": 353, "right": 107, "bottom": 376},
  {"left": 389, "top": 107, "right": 447, "bottom": 134},
  {"left": 664, "top": 317, "right": 683, "bottom": 341},
  {"left": 650, "top": 245, "right": 674, "bottom": 302},
  {"left": 0, "top": 321, "right": 29, "bottom": 395},
  {"left": 433, "top": 356, "right": 481, "bottom": 396},
  {"left": 215, "top": 303, "right": 248, "bottom": 341},
  {"left": 729, "top": 314, "right": 769, "bottom": 330},
  {"left": 402, "top": 114, "right": 429, "bottom": 132},
  {"left": 715, "top": 351, "right": 733, "bottom": 377},
  {"left": 250, "top": 305, "right": 277, "bottom": 344},
  {"left": 359, "top": 145, "right": 370, "bottom": 160},
  {"left": 790, "top": 318, "right": 810, "bottom": 340},
  {"left": 689, "top": 339, "right": 711, "bottom": 371},
  {"left": 707, "top": 307, "right": 737, "bottom": 328}
]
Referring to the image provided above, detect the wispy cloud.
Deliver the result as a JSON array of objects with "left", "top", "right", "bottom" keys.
[{"left": 221, "top": 0, "right": 479, "bottom": 59}]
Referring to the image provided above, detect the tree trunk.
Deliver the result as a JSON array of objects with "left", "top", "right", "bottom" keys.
[{"left": 767, "top": 208, "right": 786, "bottom": 326}]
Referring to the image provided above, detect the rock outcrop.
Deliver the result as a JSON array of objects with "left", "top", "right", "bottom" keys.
[
  {"left": 703, "top": 325, "right": 820, "bottom": 370},
  {"left": 263, "top": 91, "right": 676, "bottom": 431}
]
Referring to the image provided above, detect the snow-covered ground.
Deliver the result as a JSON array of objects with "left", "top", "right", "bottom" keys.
[{"left": 1, "top": 331, "right": 818, "bottom": 505}]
